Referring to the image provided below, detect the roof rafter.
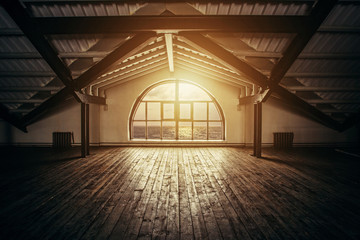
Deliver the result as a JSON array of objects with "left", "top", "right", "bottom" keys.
[
  {"left": 180, "top": 32, "right": 344, "bottom": 131},
  {"left": 179, "top": 33, "right": 269, "bottom": 88},
  {"left": 1, "top": 0, "right": 75, "bottom": 89},
  {"left": 0, "top": 103, "right": 27, "bottom": 132},
  {"left": 264, "top": 0, "right": 338, "bottom": 100},
  {"left": 75, "top": 32, "right": 157, "bottom": 89},
  {"left": 19, "top": 33, "right": 157, "bottom": 126},
  {"left": 97, "top": 62, "right": 168, "bottom": 92}
]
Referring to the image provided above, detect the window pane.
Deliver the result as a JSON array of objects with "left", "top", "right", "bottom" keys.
[
  {"left": 209, "top": 122, "right": 222, "bottom": 140},
  {"left": 179, "top": 122, "right": 192, "bottom": 140},
  {"left": 179, "top": 83, "right": 211, "bottom": 101},
  {"left": 163, "top": 121, "right": 175, "bottom": 139},
  {"left": 209, "top": 103, "right": 221, "bottom": 120},
  {"left": 163, "top": 103, "right": 174, "bottom": 119},
  {"left": 180, "top": 104, "right": 191, "bottom": 119},
  {"left": 132, "top": 121, "right": 146, "bottom": 139},
  {"left": 194, "top": 122, "right": 207, "bottom": 140},
  {"left": 134, "top": 102, "right": 145, "bottom": 120},
  {"left": 147, "top": 121, "right": 161, "bottom": 139},
  {"left": 194, "top": 103, "right": 207, "bottom": 120},
  {"left": 147, "top": 102, "right": 160, "bottom": 120},
  {"left": 143, "top": 83, "right": 175, "bottom": 100}
]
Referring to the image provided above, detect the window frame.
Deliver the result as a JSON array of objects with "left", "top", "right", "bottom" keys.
[{"left": 129, "top": 80, "right": 225, "bottom": 140}]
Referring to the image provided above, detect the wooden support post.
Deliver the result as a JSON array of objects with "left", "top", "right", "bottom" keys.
[
  {"left": 81, "top": 103, "right": 87, "bottom": 158},
  {"left": 86, "top": 104, "right": 90, "bottom": 156},
  {"left": 253, "top": 102, "right": 262, "bottom": 158}
]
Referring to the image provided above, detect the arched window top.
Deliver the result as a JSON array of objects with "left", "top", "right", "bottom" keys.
[{"left": 130, "top": 80, "right": 225, "bottom": 140}]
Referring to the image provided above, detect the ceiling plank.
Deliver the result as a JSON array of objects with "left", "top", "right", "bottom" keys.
[
  {"left": 175, "top": 55, "right": 253, "bottom": 87},
  {"left": 0, "top": 86, "right": 62, "bottom": 92},
  {"left": 286, "top": 86, "right": 360, "bottom": 92},
  {"left": 179, "top": 33, "right": 269, "bottom": 88},
  {"left": 307, "top": 99, "right": 360, "bottom": 104},
  {"left": 0, "top": 103, "right": 27, "bottom": 132},
  {"left": 97, "top": 63, "right": 169, "bottom": 92},
  {"left": 1, "top": 0, "right": 75, "bottom": 89},
  {"left": 75, "top": 32, "right": 157, "bottom": 90},
  {"left": 94, "top": 49, "right": 167, "bottom": 84},
  {"left": 20, "top": 33, "right": 157, "bottom": 126},
  {"left": 34, "top": 15, "right": 309, "bottom": 34},
  {"left": 0, "top": 99, "right": 45, "bottom": 103},
  {"left": 94, "top": 59, "right": 168, "bottom": 89},
  {"left": 176, "top": 64, "right": 244, "bottom": 88},
  {"left": 180, "top": 32, "right": 343, "bottom": 131},
  {"left": 0, "top": 71, "right": 56, "bottom": 77},
  {"left": 264, "top": 0, "right": 338, "bottom": 100}
]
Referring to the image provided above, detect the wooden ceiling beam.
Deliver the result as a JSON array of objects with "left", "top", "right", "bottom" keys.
[
  {"left": 34, "top": 15, "right": 309, "bottom": 34},
  {"left": 21, "top": 87, "right": 73, "bottom": 126},
  {"left": 272, "top": 86, "right": 343, "bottom": 130},
  {"left": 94, "top": 49, "right": 167, "bottom": 84},
  {"left": 179, "top": 33, "right": 269, "bottom": 88},
  {"left": 94, "top": 59, "right": 168, "bottom": 89},
  {"left": 179, "top": 33, "right": 343, "bottom": 131},
  {"left": 175, "top": 58, "right": 253, "bottom": 87},
  {"left": 74, "top": 92, "right": 106, "bottom": 105},
  {"left": 1, "top": 0, "right": 75, "bottom": 89},
  {"left": 0, "top": 103, "right": 27, "bottom": 132},
  {"left": 265, "top": 0, "right": 338, "bottom": 100},
  {"left": 96, "top": 62, "right": 168, "bottom": 91},
  {"left": 75, "top": 32, "right": 157, "bottom": 90}
]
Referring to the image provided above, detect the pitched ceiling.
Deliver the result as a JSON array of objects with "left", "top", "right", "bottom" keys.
[{"left": 0, "top": 0, "right": 359, "bottom": 132}]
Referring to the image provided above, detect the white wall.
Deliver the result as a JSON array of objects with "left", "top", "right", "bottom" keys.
[
  {"left": 244, "top": 98, "right": 359, "bottom": 146},
  {"left": 0, "top": 103, "right": 101, "bottom": 146},
  {"left": 1, "top": 70, "right": 358, "bottom": 146}
]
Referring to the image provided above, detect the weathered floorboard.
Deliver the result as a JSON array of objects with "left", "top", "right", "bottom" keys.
[{"left": 0, "top": 147, "right": 359, "bottom": 240}]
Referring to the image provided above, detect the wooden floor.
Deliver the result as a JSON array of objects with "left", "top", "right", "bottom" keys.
[{"left": 0, "top": 147, "right": 359, "bottom": 240}]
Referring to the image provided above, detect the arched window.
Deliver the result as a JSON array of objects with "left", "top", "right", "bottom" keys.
[{"left": 130, "top": 80, "right": 225, "bottom": 140}]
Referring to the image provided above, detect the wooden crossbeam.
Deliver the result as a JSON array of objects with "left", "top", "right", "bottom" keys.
[
  {"left": 180, "top": 33, "right": 343, "bottom": 131},
  {"left": 272, "top": 86, "right": 343, "bottom": 131},
  {"left": 74, "top": 32, "right": 157, "bottom": 90},
  {"left": 74, "top": 92, "right": 106, "bottom": 105},
  {"left": 20, "top": 33, "right": 156, "bottom": 126},
  {"left": 95, "top": 59, "right": 168, "bottom": 90},
  {"left": 21, "top": 87, "right": 73, "bottom": 126},
  {"left": 0, "top": 103, "right": 27, "bottom": 132},
  {"left": 179, "top": 33, "right": 269, "bottom": 88},
  {"left": 263, "top": 0, "right": 338, "bottom": 100},
  {"left": 34, "top": 15, "right": 308, "bottom": 34},
  {"left": 175, "top": 57, "right": 253, "bottom": 87},
  {"left": 1, "top": 0, "right": 74, "bottom": 89}
]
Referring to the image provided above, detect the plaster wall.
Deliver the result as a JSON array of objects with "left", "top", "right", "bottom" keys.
[
  {"left": 244, "top": 98, "right": 359, "bottom": 146},
  {"left": 0, "top": 103, "right": 101, "bottom": 146}
]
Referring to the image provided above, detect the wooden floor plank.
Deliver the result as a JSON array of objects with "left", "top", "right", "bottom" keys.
[{"left": 0, "top": 147, "right": 359, "bottom": 240}]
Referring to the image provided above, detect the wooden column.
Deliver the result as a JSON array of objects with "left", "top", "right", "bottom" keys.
[
  {"left": 253, "top": 102, "right": 262, "bottom": 158},
  {"left": 86, "top": 104, "right": 90, "bottom": 155},
  {"left": 81, "top": 103, "right": 87, "bottom": 158}
]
